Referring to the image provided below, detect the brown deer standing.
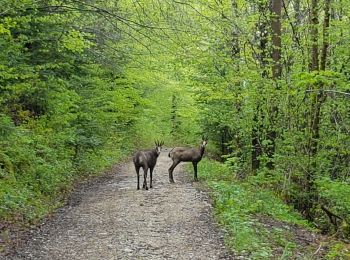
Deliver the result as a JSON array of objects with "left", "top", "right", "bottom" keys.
[
  {"left": 168, "top": 137, "right": 208, "bottom": 183},
  {"left": 133, "top": 140, "right": 164, "bottom": 190}
]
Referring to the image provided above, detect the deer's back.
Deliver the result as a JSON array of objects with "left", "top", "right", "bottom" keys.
[
  {"left": 169, "top": 147, "right": 202, "bottom": 162},
  {"left": 133, "top": 150, "right": 158, "bottom": 168}
]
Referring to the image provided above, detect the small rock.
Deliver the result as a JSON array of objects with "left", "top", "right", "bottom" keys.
[{"left": 124, "top": 248, "right": 133, "bottom": 253}]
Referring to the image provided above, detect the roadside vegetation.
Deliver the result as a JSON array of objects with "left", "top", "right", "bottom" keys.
[{"left": 195, "top": 159, "right": 350, "bottom": 259}]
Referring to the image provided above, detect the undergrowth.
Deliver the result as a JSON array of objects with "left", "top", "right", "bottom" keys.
[{"left": 191, "top": 159, "right": 325, "bottom": 259}]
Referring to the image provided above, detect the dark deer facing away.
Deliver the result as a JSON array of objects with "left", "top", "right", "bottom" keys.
[
  {"left": 168, "top": 137, "right": 208, "bottom": 183},
  {"left": 133, "top": 140, "right": 164, "bottom": 190}
]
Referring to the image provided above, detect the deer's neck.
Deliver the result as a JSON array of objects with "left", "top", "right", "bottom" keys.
[
  {"left": 152, "top": 148, "right": 159, "bottom": 157},
  {"left": 199, "top": 146, "right": 205, "bottom": 157}
]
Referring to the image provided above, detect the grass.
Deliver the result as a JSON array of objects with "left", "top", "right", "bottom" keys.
[{"left": 189, "top": 159, "right": 319, "bottom": 259}]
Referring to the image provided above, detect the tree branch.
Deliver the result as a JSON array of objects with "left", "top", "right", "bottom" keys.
[
  {"left": 305, "top": 89, "right": 350, "bottom": 98},
  {"left": 321, "top": 205, "right": 342, "bottom": 227}
]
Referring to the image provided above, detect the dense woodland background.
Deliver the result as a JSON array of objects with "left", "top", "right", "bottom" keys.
[{"left": 0, "top": 0, "right": 349, "bottom": 257}]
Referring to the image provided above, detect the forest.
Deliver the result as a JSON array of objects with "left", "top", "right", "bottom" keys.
[{"left": 0, "top": 0, "right": 349, "bottom": 258}]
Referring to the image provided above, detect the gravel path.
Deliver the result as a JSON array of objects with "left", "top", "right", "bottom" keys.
[{"left": 6, "top": 150, "right": 232, "bottom": 259}]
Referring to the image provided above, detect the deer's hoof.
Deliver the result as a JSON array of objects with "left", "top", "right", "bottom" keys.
[
  {"left": 145, "top": 187, "right": 149, "bottom": 190},
  {"left": 169, "top": 179, "right": 175, "bottom": 183},
  {"left": 137, "top": 187, "right": 140, "bottom": 190}
]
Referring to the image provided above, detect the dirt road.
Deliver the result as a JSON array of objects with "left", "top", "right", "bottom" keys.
[{"left": 6, "top": 150, "right": 232, "bottom": 259}]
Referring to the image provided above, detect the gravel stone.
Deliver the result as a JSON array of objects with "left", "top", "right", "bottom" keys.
[{"left": 4, "top": 151, "right": 233, "bottom": 259}]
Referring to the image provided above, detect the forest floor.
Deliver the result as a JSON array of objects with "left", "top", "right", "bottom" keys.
[{"left": 2, "top": 150, "right": 234, "bottom": 259}]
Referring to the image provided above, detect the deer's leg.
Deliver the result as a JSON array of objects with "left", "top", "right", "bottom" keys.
[
  {"left": 143, "top": 166, "right": 149, "bottom": 190},
  {"left": 142, "top": 166, "right": 146, "bottom": 188},
  {"left": 150, "top": 167, "right": 154, "bottom": 188},
  {"left": 192, "top": 162, "right": 198, "bottom": 181},
  {"left": 168, "top": 160, "right": 180, "bottom": 183},
  {"left": 135, "top": 166, "right": 140, "bottom": 190}
]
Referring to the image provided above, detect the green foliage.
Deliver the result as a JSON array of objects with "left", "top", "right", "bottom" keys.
[
  {"left": 317, "top": 179, "right": 350, "bottom": 216},
  {"left": 175, "top": 0, "right": 350, "bottom": 239},
  {"left": 326, "top": 242, "right": 350, "bottom": 259},
  {"left": 316, "top": 178, "right": 350, "bottom": 237},
  {"left": 61, "top": 30, "right": 94, "bottom": 53},
  {"left": 195, "top": 159, "right": 313, "bottom": 258},
  {"left": 0, "top": 0, "right": 142, "bottom": 227}
]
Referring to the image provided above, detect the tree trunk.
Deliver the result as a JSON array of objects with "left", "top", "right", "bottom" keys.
[
  {"left": 231, "top": 0, "right": 240, "bottom": 61},
  {"left": 252, "top": 2, "right": 269, "bottom": 171},
  {"left": 320, "top": 0, "right": 331, "bottom": 71},
  {"left": 292, "top": 0, "right": 307, "bottom": 70},
  {"left": 294, "top": 0, "right": 301, "bottom": 26},
  {"left": 221, "top": 126, "right": 232, "bottom": 156},
  {"left": 303, "top": 0, "right": 332, "bottom": 220},
  {"left": 271, "top": 0, "right": 282, "bottom": 79},
  {"left": 170, "top": 94, "right": 179, "bottom": 136},
  {"left": 310, "top": 0, "right": 319, "bottom": 71},
  {"left": 257, "top": 2, "right": 269, "bottom": 77},
  {"left": 252, "top": 122, "right": 262, "bottom": 171},
  {"left": 265, "top": 0, "right": 282, "bottom": 169},
  {"left": 303, "top": 0, "right": 320, "bottom": 220}
]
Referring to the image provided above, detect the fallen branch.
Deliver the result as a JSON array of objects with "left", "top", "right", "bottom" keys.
[
  {"left": 321, "top": 205, "right": 342, "bottom": 227},
  {"left": 313, "top": 243, "right": 322, "bottom": 255}
]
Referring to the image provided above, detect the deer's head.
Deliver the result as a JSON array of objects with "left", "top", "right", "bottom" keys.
[
  {"left": 201, "top": 136, "right": 208, "bottom": 148},
  {"left": 155, "top": 140, "right": 164, "bottom": 155}
]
